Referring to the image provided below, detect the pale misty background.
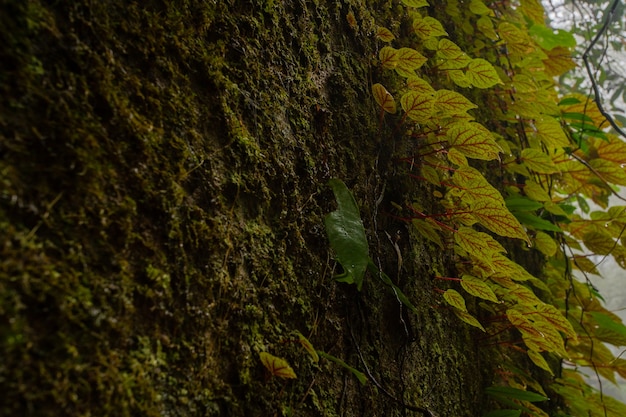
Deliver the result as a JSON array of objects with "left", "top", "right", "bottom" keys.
[{"left": 545, "top": 0, "right": 626, "bottom": 402}]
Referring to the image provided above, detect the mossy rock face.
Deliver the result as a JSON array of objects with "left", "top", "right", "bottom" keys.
[{"left": 1, "top": 1, "right": 492, "bottom": 416}]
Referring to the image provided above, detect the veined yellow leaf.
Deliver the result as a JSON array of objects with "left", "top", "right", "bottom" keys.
[
  {"left": 528, "top": 349, "right": 554, "bottom": 375},
  {"left": 507, "top": 308, "right": 542, "bottom": 338},
  {"left": 543, "top": 46, "right": 576, "bottom": 77},
  {"left": 436, "top": 38, "right": 464, "bottom": 60},
  {"left": 511, "top": 74, "right": 539, "bottom": 93},
  {"left": 534, "top": 231, "right": 557, "bottom": 256},
  {"left": 401, "top": 0, "right": 429, "bottom": 7},
  {"left": 583, "top": 230, "right": 615, "bottom": 255},
  {"left": 521, "top": 0, "right": 545, "bottom": 24},
  {"left": 571, "top": 256, "right": 600, "bottom": 275},
  {"left": 396, "top": 47, "right": 428, "bottom": 72},
  {"left": 439, "top": 53, "right": 472, "bottom": 70},
  {"left": 448, "top": 69, "right": 472, "bottom": 88},
  {"left": 536, "top": 304, "right": 577, "bottom": 340},
  {"left": 412, "top": 218, "right": 444, "bottom": 248},
  {"left": 453, "top": 309, "right": 486, "bottom": 331},
  {"left": 372, "top": 83, "right": 396, "bottom": 114},
  {"left": 596, "top": 136, "right": 626, "bottom": 164},
  {"left": 446, "top": 148, "right": 468, "bottom": 166},
  {"left": 446, "top": 122, "right": 501, "bottom": 160},
  {"left": 296, "top": 332, "right": 319, "bottom": 363},
  {"left": 471, "top": 200, "right": 530, "bottom": 244},
  {"left": 434, "top": 89, "right": 478, "bottom": 116},
  {"left": 508, "top": 284, "right": 542, "bottom": 306},
  {"left": 469, "top": 0, "right": 492, "bottom": 15},
  {"left": 375, "top": 26, "right": 395, "bottom": 42},
  {"left": 406, "top": 76, "right": 436, "bottom": 95},
  {"left": 421, "top": 164, "right": 440, "bottom": 185},
  {"left": 461, "top": 275, "right": 499, "bottom": 302},
  {"left": 476, "top": 15, "right": 498, "bottom": 40},
  {"left": 533, "top": 117, "right": 570, "bottom": 149},
  {"left": 443, "top": 288, "right": 467, "bottom": 311},
  {"left": 523, "top": 180, "right": 551, "bottom": 202},
  {"left": 589, "top": 159, "right": 626, "bottom": 186},
  {"left": 465, "top": 58, "right": 502, "bottom": 88},
  {"left": 413, "top": 16, "right": 448, "bottom": 39},
  {"left": 401, "top": 91, "right": 435, "bottom": 123},
  {"left": 379, "top": 46, "right": 398, "bottom": 69},
  {"left": 455, "top": 226, "right": 506, "bottom": 261},
  {"left": 520, "top": 148, "right": 559, "bottom": 174},
  {"left": 259, "top": 352, "right": 297, "bottom": 379}
]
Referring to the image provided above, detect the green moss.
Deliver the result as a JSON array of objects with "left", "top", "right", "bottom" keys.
[{"left": 0, "top": 0, "right": 501, "bottom": 416}]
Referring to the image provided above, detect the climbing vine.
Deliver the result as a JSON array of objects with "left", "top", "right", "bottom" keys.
[{"left": 363, "top": 0, "right": 626, "bottom": 415}]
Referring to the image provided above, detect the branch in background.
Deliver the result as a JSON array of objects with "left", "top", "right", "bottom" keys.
[{"left": 582, "top": 0, "right": 626, "bottom": 139}]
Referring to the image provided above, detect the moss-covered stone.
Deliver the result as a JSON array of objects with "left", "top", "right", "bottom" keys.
[{"left": 1, "top": 1, "right": 495, "bottom": 416}]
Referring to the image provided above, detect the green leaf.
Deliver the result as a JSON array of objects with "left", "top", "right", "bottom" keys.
[
  {"left": 528, "top": 349, "right": 554, "bottom": 375},
  {"left": 558, "top": 97, "right": 581, "bottom": 106},
  {"left": 317, "top": 351, "right": 367, "bottom": 385},
  {"left": 471, "top": 200, "right": 531, "bottom": 244},
  {"left": 396, "top": 47, "right": 427, "bottom": 72},
  {"left": 296, "top": 331, "right": 319, "bottom": 363},
  {"left": 367, "top": 260, "right": 419, "bottom": 315},
  {"left": 434, "top": 89, "right": 478, "bottom": 116},
  {"left": 529, "top": 24, "right": 576, "bottom": 50},
  {"left": 505, "top": 196, "right": 544, "bottom": 212},
  {"left": 453, "top": 309, "right": 486, "bottom": 331},
  {"left": 589, "top": 312, "right": 626, "bottom": 346},
  {"left": 485, "top": 386, "right": 549, "bottom": 402},
  {"left": 324, "top": 179, "right": 369, "bottom": 290},
  {"left": 520, "top": 148, "right": 559, "bottom": 174},
  {"left": 513, "top": 212, "right": 562, "bottom": 232}
]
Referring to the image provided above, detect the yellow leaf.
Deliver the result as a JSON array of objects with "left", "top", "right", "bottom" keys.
[
  {"left": 401, "top": 91, "right": 435, "bottom": 123},
  {"left": 469, "top": 0, "right": 492, "bottom": 15},
  {"left": 296, "top": 332, "right": 319, "bottom": 363},
  {"left": 375, "top": 26, "right": 395, "bottom": 42},
  {"left": 446, "top": 148, "right": 468, "bottom": 166},
  {"left": 589, "top": 159, "right": 626, "bottom": 186},
  {"left": 436, "top": 39, "right": 464, "bottom": 60},
  {"left": 446, "top": 122, "right": 501, "bottom": 160},
  {"left": 533, "top": 117, "right": 570, "bottom": 149},
  {"left": 520, "top": 148, "right": 559, "bottom": 174},
  {"left": 471, "top": 201, "right": 530, "bottom": 244},
  {"left": 534, "top": 231, "right": 557, "bottom": 256},
  {"left": 596, "top": 135, "right": 626, "bottom": 164},
  {"left": 396, "top": 47, "right": 428, "bottom": 72},
  {"left": 543, "top": 47, "right": 576, "bottom": 77},
  {"left": 379, "top": 46, "right": 398, "bottom": 69},
  {"left": 401, "top": 0, "right": 429, "bottom": 7},
  {"left": 536, "top": 304, "right": 577, "bottom": 340},
  {"left": 461, "top": 275, "right": 499, "bottom": 302},
  {"left": 528, "top": 349, "right": 554, "bottom": 375},
  {"left": 508, "top": 285, "right": 542, "bottom": 306},
  {"left": 434, "top": 89, "right": 478, "bottom": 116},
  {"left": 455, "top": 226, "right": 506, "bottom": 263},
  {"left": 520, "top": 0, "right": 545, "bottom": 24},
  {"left": 443, "top": 289, "right": 467, "bottom": 311},
  {"left": 465, "top": 58, "right": 502, "bottom": 88},
  {"left": 406, "top": 76, "right": 436, "bottom": 95},
  {"left": 453, "top": 309, "right": 486, "bottom": 331},
  {"left": 448, "top": 69, "right": 472, "bottom": 88},
  {"left": 583, "top": 230, "right": 615, "bottom": 255},
  {"left": 259, "top": 352, "right": 297, "bottom": 379},
  {"left": 412, "top": 219, "right": 444, "bottom": 248},
  {"left": 523, "top": 180, "right": 551, "bottom": 202},
  {"left": 413, "top": 16, "right": 448, "bottom": 39},
  {"left": 439, "top": 53, "right": 472, "bottom": 70},
  {"left": 372, "top": 83, "right": 396, "bottom": 114}
]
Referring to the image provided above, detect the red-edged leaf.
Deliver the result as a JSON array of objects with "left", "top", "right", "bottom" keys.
[
  {"left": 259, "top": 352, "right": 297, "bottom": 379},
  {"left": 436, "top": 38, "right": 464, "bottom": 59},
  {"left": 446, "top": 122, "right": 501, "bottom": 160},
  {"left": 455, "top": 226, "right": 506, "bottom": 261},
  {"left": 401, "top": 91, "right": 435, "bottom": 123},
  {"left": 372, "top": 83, "right": 396, "bottom": 114}
]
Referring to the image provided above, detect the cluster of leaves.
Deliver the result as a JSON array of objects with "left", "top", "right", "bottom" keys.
[{"left": 367, "top": 0, "right": 626, "bottom": 415}]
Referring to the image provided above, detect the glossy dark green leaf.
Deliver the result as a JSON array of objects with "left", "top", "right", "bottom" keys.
[
  {"left": 505, "top": 196, "right": 544, "bottom": 212},
  {"left": 513, "top": 212, "right": 563, "bottom": 232},
  {"left": 324, "top": 179, "right": 369, "bottom": 290}
]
